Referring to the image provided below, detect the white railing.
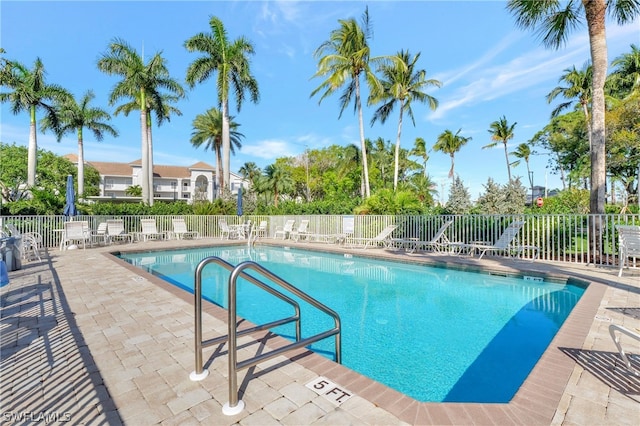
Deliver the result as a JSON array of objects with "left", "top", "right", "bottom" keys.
[{"left": 1, "top": 214, "right": 638, "bottom": 267}]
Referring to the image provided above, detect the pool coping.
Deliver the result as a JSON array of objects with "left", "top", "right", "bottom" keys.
[{"left": 106, "top": 239, "right": 609, "bottom": 425}]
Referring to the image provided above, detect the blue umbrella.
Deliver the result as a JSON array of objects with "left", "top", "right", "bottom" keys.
[
  {"left": 63, "top": 174, "right": 77, "bottom": 217},
  {"left": 237, "top": 186, "right": 243, "bottom": 216}
]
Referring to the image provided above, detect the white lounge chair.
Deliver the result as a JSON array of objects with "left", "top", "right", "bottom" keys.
[
  {"left": 106, "top": 220, "right": 133, "bottom": 244},
  {"left": 616, "top": 225, "right": 640, "bottom": 277},
  {"left": 453, "top": 221, "right": 537, "bottom": 260},
  {"left": 274, "top": 220, "right": 295, "bottom": 240},
  {"left": 348, "top": 225, "right": 398, "bottom": 249},
  {"left": 609, "top": 324, "right": 640, "bottom": 376},
  {"left": 397, "top": 220, "right": 455, "bottom": 253},
  {"left": 91, "top": 222, "right": 110, "bottom": 246},
  {"left": 137, "top": 219, "right": 167, "bottom": 242},
  {"left": 61, "top": 221, "right": 91, "bottom": 250},
  {"left": 291, "top": 220, "right": 310, "bottom": 242},
  {"left": 172, "top": 218, "right": 199, "bottom": 240}
]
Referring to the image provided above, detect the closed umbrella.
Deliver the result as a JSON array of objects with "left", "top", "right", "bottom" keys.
[
  {"left": 63, "top": 175, "right": 77, "bottom": 217},
  {"left": 236, "top": 186, "right": 243, "bottom": 216}
]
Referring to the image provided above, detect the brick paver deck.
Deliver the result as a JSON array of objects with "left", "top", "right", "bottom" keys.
[{"left": 1, "top": 238, "right": 638, "bottom": 425}]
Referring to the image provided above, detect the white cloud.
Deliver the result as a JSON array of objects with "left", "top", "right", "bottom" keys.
[{"left": 241, "top": 139, "right": 293, "bottom": 159}]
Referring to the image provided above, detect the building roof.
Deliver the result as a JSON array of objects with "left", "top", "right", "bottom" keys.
[{"left": 63, "top": 154, "right": 215, "bottom": 178}]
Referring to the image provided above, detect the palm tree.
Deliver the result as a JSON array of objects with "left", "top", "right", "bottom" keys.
[
  {"left": 370, "top": 50, "right": 441, "bottom": 191},
  {"left": 609, "top": 44, "right": 640, "bottom": 97},
  {"left": 507, "top": 0, "right": 639, "bottom": 215},
  {"left": 239, "top": 162, "right": 261, "bottom": 188},
  {"left": 97, "top": 38, "right": 184, "bottom": 205},
  {"left": 264, "top": 163, "right": 294, "bottom": 208},
  {"left": 433, "top": 129, "right": 472, "bottom": 182},
  {"left": 547, "top": 62, "right": 593, "bottom": 148},
  {"left": 510, "top": 142, "right": 533, "bottom": 189},
  {"left": 485, "top": 116, "right": 517, "bottom": 182},
  {"left": 185, "top": 16, "right": 260, "bottom": 192},
  {"left": 0, "top": 57, "right": 68, "bottom": 187},
  {"left": 311, "top": 7, "right": 383, "bottom": 199},
  {"left": 40, "top": 90, "right": 119, "bottom": 196},
  {"left": 411, "top": 137, "right": 430, "bottom": 178},
  {"left": 190, "top": 108, "right": 244, "bottom": 193}
]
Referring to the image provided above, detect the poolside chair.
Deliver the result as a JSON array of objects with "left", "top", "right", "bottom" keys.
[
  {"left": 172, "top": 218, "right": 200, "bottom": 240},
  {"left": 91, "top": 222, "right": 109, "bottom": 246},
  {"left": 106, "top": 220, "right": 133, "bottom": 244},
  {"left": 137, "top": 219, "right": 167, "bottom": 242},
  {"left": 454, "top": 221, "right": 537, "bottom": 260},
  {"left": 219, "top": 219, "right": 238, "bottom": 240},
  {"left": 290, "top": 220, "right": 310, "bottom": 242},
  {"left": 397, "top": 220, "right": 455, "bottom": 253},
  {"left": 254, "top": 220, "right": 268, "bottom": 238},
  {"left": 609, "top": 324, "right": 640, "bottom": 376},
  {"left": 274, "top": 219, "right": 295, "bottom": 240},
  {"left": 61, "top": 221, "right": 91, "bottom": 250},
  {"left": 348, "top": 225, "right": 398, "bottom": 249},
  {"left": 616, "top": 225, "right": 640, "bottom": 277}
]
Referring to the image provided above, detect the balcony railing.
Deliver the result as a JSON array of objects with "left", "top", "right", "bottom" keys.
[{"left": 1, "top": 214, "right": 638, "bottom": 268}]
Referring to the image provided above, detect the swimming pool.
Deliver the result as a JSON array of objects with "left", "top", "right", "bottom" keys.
[{"left": 118, "top": 245, "right": 585, "bottom": 403}]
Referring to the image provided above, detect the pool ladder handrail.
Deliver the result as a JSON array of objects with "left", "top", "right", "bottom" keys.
[{"left": 189, "top": 256, "right": 342, "bottom": 416}]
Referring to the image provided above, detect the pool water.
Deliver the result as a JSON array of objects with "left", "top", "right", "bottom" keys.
[{"left": 118, "top": 245, "right": 585, "bottom": 403}]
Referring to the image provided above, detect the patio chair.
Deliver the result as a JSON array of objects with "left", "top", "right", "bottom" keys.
[
  {"left": 137, "top": 219, "right": 167, "bottom": 242},
  {"left": 616, "top": 225, "right": 640, "bottom": 277},
  {"left": 172, "top": 218, "right": 199, "bottom": 240},
  {"left": 274, "top": 219, "right": 295, "bottom": 240},
  {"left": 106, "top": 219, "right": 133, "bottom": 244},
  {"left": 290, "top": 220, "right": 310, "bottom": 242},
  {"left": 61, "top": 221, "right": 91, "bottom": 250},
  {"left": 396, "top": 220, "right": 455, "bottom": 253},
  {"left": 91, "top": 222, "right": 110, "bottom": 246},
  {"left": 219, "top": 219, "right": 238, "bottom": 240},
  {"left": 254, "top": 220, "right": 268, "bottom": 238},
  {"left": 453, "top": 221, "right": 537, "bottom": 260},
  {"left": 609, "top": 324, "right": 640, "bottom": 376},
  {"left": 348, "top": 224, "right": 398, "bottom": 249}
]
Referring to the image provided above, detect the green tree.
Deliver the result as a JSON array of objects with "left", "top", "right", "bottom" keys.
[
  {"left": 0, "top": 57, "right": 69, "bottom": 187},
  {"left": 264, "top": 163, "right": 294, "bottom": 208},
  {"left": 185, "top": 16, "right": 260, "bottom": 192},
  {"left": 355, "top": 188, "right": 423, "bottom": 215},
  {"left": 446, "top": 176, "right": 471, "bottom": 215},
  {"left": 608, "top": 44, "right": 640, "bottom": 98},
  {"left": 369, "top": 50, "right": 440, "bottom": 191},
  {"left": 411, "top": 137, "right": 430, "bottom": 178},
  {"left": 40, "top": 90, "right": 118, "bottom": 196},
  {"left": 502, "top": 177, "right": 527, "bottom": 214},
  {"left": 510, "top": 142, "right": 533, "bottom": 190},
  {"left": 311, "top": 7, "right": 383, "bottom": 199},
  {"left": 433, "top": 128, "right": 472, "bottom": 182},
  {"left": 476, "top": 178, "right": 504, "bottom": 214},
  {"left": 190, "top": 108, "right": 244, "bottom": 192},
  {"left": 507, "top": 0, "right": 640, "bottom": 215},
  {"left": 238, "top": 161, "right": 262, "bottom": 189},
  {"left": 485, "top": 116, "right": 517, "bottom": 182},
  {"left": 97, "top": 38, "right": 184, "bottom": 205}
]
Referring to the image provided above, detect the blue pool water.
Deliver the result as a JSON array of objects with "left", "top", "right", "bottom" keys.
[{"left": 118, "top": 245, "right": 585, "bottom": 403}]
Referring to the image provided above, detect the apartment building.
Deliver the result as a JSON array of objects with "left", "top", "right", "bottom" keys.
[{"left": 64, "top": 154, "right": 248, "bottom": 203}]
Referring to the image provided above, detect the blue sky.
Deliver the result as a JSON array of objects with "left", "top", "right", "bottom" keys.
[{"left": 1, "top": 1, "right": 637, "bottom": 201}]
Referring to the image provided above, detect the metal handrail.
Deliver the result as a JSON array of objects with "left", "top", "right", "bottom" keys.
[{"left": 189, "top": 256, "right": 342, "bottom": 416}]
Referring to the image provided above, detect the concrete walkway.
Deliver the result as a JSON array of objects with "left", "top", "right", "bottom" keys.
[{"left": 1, "top": 238, "right": 638, "bottom": 425}]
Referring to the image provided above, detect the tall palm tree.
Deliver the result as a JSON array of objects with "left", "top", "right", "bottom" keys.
[
  {"left": 485, "top": 116, "right": 517, "bottom": 182},
  {"left": 41, "top": 90, "right": 119, "bottom": 196},
  {"left": 311, "top": 7, "right": 383, "bottom": 199},
  {"left": 411, "top": 137, "right": 430, "bottom": 178},
  {"left": 97, "top": 38, "right": 184, "bottom": 205},
  {"left": 510, "top": 142, "right": 533, "bottom": 189},
  {"left": 264, "top": 163, "right": 294, "bottom": 208},
  {"left": 0, "top": 57, "right": 68, "bottom": 187},
  {"left": 507, "top": 0, "right": 639, "bottom": 215},
  {"left": 433, "top": 128, "right": 472, "bottom": 183},
  {"left": 547, "top": 62, "right": 593, "bottom": 147},
  {"left": 239, "top": 161, "right": 261, "bottom": 188},
  {"left": 370, "top": 50, "right": 441, "bottom": 191},
  {"left": 185, "top": 16, "right": 260, "bottom": 192},
  {"left": 190, "top": 108, "right": 244, "bottom": 193}
]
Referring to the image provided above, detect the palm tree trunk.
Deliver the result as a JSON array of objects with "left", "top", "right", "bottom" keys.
[
  {"left": 27, "top": 106, "right": 37, "bottom": 187},
  {"left": 222, "top": 100, "right": 230, "bottom": 192},
  {"left": 503, "top": 142, "right": 512, "bottom": 182},
  {"left": 355, "top": 78, "right": 370, "bottom": 198},
  {"left": 147, "top": 119, "right": 154, "bottom": 206},
  {"left": 140, "top": 105, "right": 149, "bottom": 205},
  {"left": 216, "top": 144, "right": 223, "bottom": 197},
  {"left": 584, "top": 0, "right": 607, "bottom": 216},
  {"left": 393, "top": 104, "right": 404, "bottom": 191},
  {"left": 77, "top": 128, "right": 85, "bottom": 196}
]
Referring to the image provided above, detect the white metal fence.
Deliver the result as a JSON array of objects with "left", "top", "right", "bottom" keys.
[{"left": 1, "top": 214, "right": 638, "bottom": 267}]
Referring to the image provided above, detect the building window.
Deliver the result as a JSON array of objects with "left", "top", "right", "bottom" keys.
[
  {"left": 182, "top": 193, "right": 190, "bottom": 199},
  {"left": 183, "top": 181, "right": 190, "bottom": 187},
  {"left": 105, "top": 179, "right": 114, "bottom": 189}
]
